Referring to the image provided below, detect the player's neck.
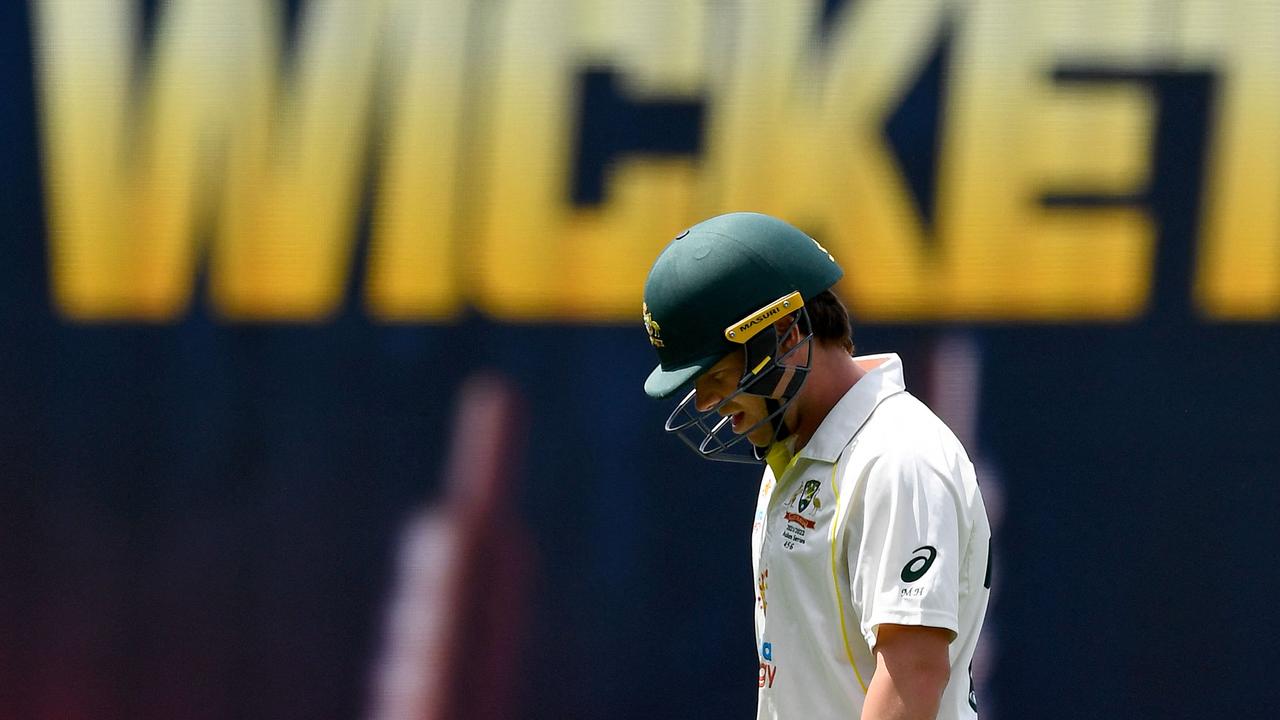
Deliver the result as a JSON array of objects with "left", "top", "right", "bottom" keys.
[{"left": 786, "top": 347, "right": 865, "bottom": 452}]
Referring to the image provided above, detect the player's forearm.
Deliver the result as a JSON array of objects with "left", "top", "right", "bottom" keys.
[{"left": 859, "top": 657, "right": 949, "bottom": 720}]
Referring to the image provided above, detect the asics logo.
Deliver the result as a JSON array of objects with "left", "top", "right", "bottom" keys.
[{"left": 900, "top": 545, "right": 938, "bottom": 583}]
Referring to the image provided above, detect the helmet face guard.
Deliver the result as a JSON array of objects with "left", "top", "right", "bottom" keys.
[{"left": 663, "top": 297, "right": 814, "bottom": 464}]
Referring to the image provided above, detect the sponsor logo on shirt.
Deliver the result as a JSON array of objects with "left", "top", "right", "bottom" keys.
[
  {"left": 898, "top": 545, "right": 938, "bottom": 596},
  {"left": 900, "top": 545, "right": 938, "bottom": 582},
  {"left": 968, "top": 662, "right": 979, "bottom": 711},
  {"left": 759, "top": 642, "right": 777, "bottom": 688},
  {"left": 757, "top": 568, "right": 769, "bottom": 614}
]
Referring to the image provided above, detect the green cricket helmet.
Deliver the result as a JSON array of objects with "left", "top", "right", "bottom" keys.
[{"left": 641, "top": 212, "right": 844, "bottom": 462}]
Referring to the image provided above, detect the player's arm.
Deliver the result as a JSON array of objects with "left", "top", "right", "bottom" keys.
[
  {"left": 850, "top": 439, "right": 963, "bottom": 720},
  {"left": 861, "top": 623, "right": 951, "bottom": 720}
]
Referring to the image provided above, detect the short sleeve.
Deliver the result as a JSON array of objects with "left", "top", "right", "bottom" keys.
[{"left": 848, "top": 445, "right": 961, "bottom": 649}]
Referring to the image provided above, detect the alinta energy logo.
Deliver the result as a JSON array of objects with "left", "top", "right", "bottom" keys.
[{"left": 758, "top": 641, "right": 777, "bottom": 689}]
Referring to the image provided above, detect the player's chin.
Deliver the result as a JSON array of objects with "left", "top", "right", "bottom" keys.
[{"left": 746, "top": 424, "right": 775, "bottom": 448}]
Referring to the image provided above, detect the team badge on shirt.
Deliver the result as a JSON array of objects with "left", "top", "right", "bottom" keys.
[
  {"left": 797, "top": 479, "right": 820, "bottom": 512},
  {"left": 783, "top": 480, "right": 822, "bottom": 530},
  {"left": 781, "top": 480, "right": 823, "bottom": 549}
]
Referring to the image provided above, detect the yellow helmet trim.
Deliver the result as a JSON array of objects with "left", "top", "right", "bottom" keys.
[{"left": 723, "top": 291, "right": 804, "bottom": 344}]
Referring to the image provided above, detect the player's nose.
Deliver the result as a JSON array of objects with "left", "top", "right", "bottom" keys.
[{"left": 693, "top": 387, "right": 720, "bottom": 414}]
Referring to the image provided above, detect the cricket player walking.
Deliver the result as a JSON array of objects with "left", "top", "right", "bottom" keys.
[{"left": 643, "top": 213, "right": 991, "bottom": 720}]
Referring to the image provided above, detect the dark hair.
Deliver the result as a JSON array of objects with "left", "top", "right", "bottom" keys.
[{"left": 806, "top": 289, "right": 854, "bottom": 353}]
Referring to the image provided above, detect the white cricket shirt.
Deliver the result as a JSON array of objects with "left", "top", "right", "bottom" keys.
[{"left": 751, "top": 354, "right": 991, "bottom": 720}]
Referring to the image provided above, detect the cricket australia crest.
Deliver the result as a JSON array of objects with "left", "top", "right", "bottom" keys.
[
  {"left": 781, "top": 479, "right": 823, "bottom": 550},
  {"left": 642, "top": 303, "right": 664, "bottom": 347}
]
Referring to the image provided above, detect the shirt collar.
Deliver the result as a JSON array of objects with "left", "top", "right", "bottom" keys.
[
  {"left": 763, "top": 436, "right": 798, "bottom": 479},
  {"left": 795, "top": 353, "right": 907, "bottom": 463}
]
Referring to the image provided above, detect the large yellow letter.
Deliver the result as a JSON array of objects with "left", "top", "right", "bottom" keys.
[
  {"left": 938, "top": 0, "right": 1157, "bottom": 319},
  {"left": 35, "top": 0, "right": 387, "bottom": 321},
  {"left": 473, "top": 0, "right": 707, "bottom": 321},
  {"left": 35, "top": 0, "right": 236, "bottom": 319},
  {"left": 363, "top": 0, "right": 470, "bottom": 321},
  {"left": 1194, "top": 1, "right": 1280, "bottom": 320}
]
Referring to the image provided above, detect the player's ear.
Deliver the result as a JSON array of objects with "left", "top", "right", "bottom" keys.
[{"left": 774, "top": 314, "right": 803, "bottom": 352}]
